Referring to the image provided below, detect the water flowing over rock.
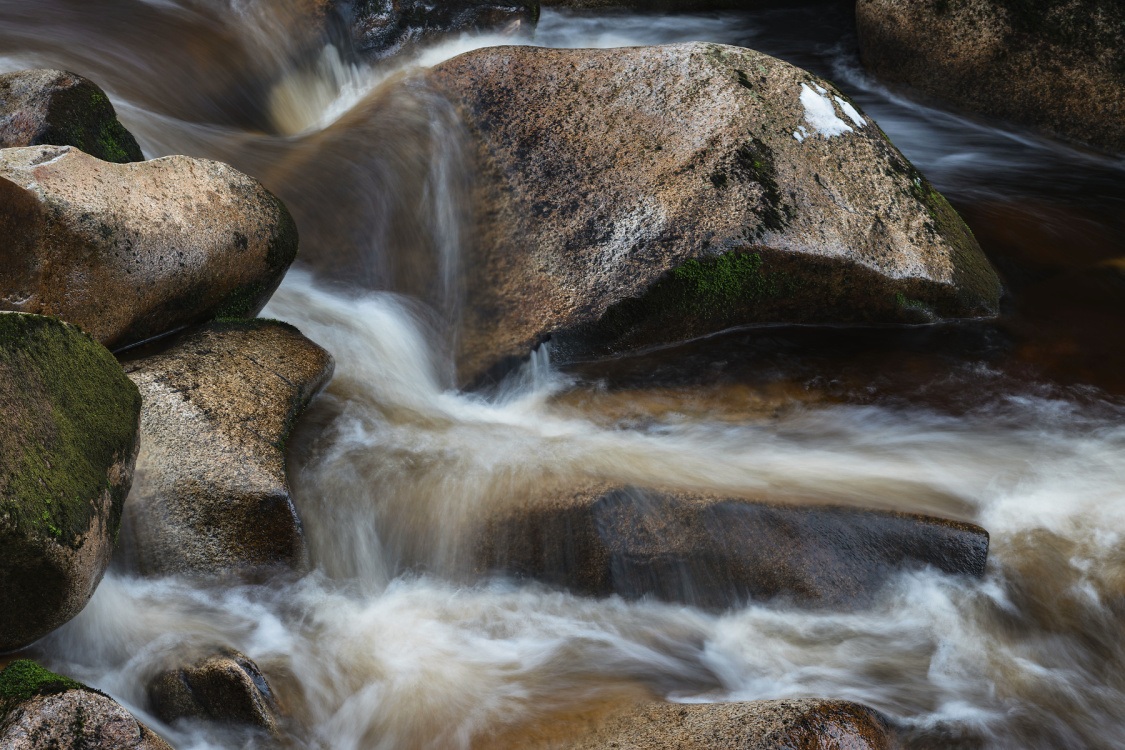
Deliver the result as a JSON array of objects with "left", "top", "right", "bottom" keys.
[
  {"left": 856, "top": 0, "right": 1125, "bottom": 154},
  {"left": 0, "top": 145, "right": 298, "bottom": 351},
  {"left": 119, "top": 319, "right": 334, "bottom": 579},
  {"left": 0, "top": 313, "right": 141, "bottom": 653},
  {"left": 476, "top": 486, "right": 989, "bottom": 609},
  {"left": 0, "top": 661, "right": 172, "bottom": 750},
  {"left": 148, "top": 650, "right": 282, "bottom": 735},
  {"left": 0, "top": 69, "right": 143, "bottom": 163},
  {"left": 347, "top": 0, "right": 539, "bottom": 60},
  {"left": 426, "top": 43, "right": 1002, "bottom": 383}
]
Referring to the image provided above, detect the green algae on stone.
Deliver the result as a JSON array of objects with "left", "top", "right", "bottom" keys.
[{"left": 0, "top": 661, "right": 89, "bottom": 721}]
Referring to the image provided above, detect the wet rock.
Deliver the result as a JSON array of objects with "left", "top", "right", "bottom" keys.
[
  {"left": 119, "top": 319, "right": 333, "bottom": 578},
  {"left": 856, "top": 0, "right": 1125, "bottom": 154},
  {"left": 0, "top": 145, "right": 298, "bottom": 351},
  {"left": 426, "top": 43, "right": 1001, "bottom": 384},
  {"left": 348, "top": 0, "right": 538, "bottom": 60},
  {"left": 0, "top": 313, "right": 141, "bottom": 653},
  {"left": 492, "top": 698, "right": 896, "bottom": 750},
  {"left": 476, "top": 486, "right": 989, "bottom": 609},
  {"left": 148, "top": 650, "right": 281, "bottom": 735},
  {"left": 0, "top": 660, "right": 172, "bottom": 750},
  {"left": 0, "top": 69, "right": 144, "bottom": 163}
]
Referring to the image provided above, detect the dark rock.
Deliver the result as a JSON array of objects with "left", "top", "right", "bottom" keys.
[
  {"left": 0, "top": 660, "right": 172, "bottom": 749},
  {"left": 476, "top": 486, "right": 989, "bottom": 609},
  {"left": 0, "top": 145, "right": 298, "bottom": 351},
  {"left": 0, "top": 69, "right": 143, "bottom": 163},
  {"left": 118, "top": 319, "right": 333, "bottom": 578},
  {"left": 426, "top": 43, "right": 1001, "bottom": 384},
  {"left": 0, "top": 313, "right": 141, "bottom": 653},
  {"left": 348, "top": 0, "right": 539, "bottom": 60},
  {"left": 148, "top": 650, "right": 281, "bottom": 735},
  {"left": 856, "top": 0, "right": 1125, "bottom": 154}
]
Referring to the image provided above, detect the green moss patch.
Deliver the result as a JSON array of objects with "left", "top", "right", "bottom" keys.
[
  {"left": 0, "top": 660, "right": 87, "bottom": 721},
  {"left": 42, "top": 81, "right": 144, "bottom": 164}
]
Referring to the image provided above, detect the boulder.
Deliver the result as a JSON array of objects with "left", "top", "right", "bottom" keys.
[
  {"left": 0, "top": 69, "right": 144, "bottom": 163},
  {"left": 0, "top": 145, "right": 298, "bottom": 351},
  {"left": 148, "top": 650, "right": 281, "bottom": 735},
  {"left": 0, "top": 660, "right": 172, "bottom": 750},
  {"left": 0, "top": 313, "right": 141, "bottom": 653},
  {"left": 856, "top": 0, "right": 1125, "bottom": 154},
  {"left": 118, "top": 319, "right": 333, "bottom": 578},
  {"left": 426, "top": 43, "right": 1001, "bottom": 383},
  {"left": 348, "top": 0, "right": 539, "bottom": 60},
  {"left": 476, "top": 486, "right": 989, "bottom": 609},
  {"left": 489, "top": 698, "right": 896, "bottom": 750}
]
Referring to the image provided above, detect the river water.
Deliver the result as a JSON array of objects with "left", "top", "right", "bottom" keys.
[{"left": 3, "top": 1, "right": 1125, "bottom": 748}]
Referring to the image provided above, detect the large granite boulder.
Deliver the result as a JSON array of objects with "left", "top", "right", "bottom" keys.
[
  {"left": 0, "top": 313, "right": 141, "bottom": 653},
  {"left": 0, "top": 145, "right": 298, "bottom": 351},
  {"left": 348, "top": 0, "right": 539, "bottom": 60},
  {"left": 856, "top": 0, "right": 1125, "bottom": 154},
  {"left": 476, "top": 486, "right": 989, "bottom": 609},
  {"left": 0, "top": 660, "right": 172, "bottom": 750},
  {"left": 148, "top": 649, "right": 282, "bottom": 735},
  {"left": 118, "top": 319, "right": 333, "bottom": 578},
  {"left": 426, "top": 43, "right": 1001, "bottom": 383},
  {"left": 0, "top": 69, "right": 143, "bottom": 163}
]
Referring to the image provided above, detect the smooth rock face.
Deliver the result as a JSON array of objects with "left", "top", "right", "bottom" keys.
[
  {"left": 0, "top": 313, "right": 141, "bottom": 653},
  {"left": 476, "top": 486, "right": 989, "bottom": 609},
  {"left": 148, "top": 650, "right": 282, "bottom": 735},
  {"left": 0, "top": 661, "right": 172, "bottom": 750},
  {"left": 856, "top": 0, "right": 1125, "bottom": 154},
  {"left": 349, "top": 0, "right": 538, "bottom": 60},
  {"left": 0, "top": 69, "right": 144, "bottom": 163},
  {"left": 427, "top": 43, "right": 1001, "bottom": 383},
  {"left": 0, "top": 145, "right": 299, "bottom": 351},
  {"left": 119, "top": 319, "right": 333, "bottom": 578}
]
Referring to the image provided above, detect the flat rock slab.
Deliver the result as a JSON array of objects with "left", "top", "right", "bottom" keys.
[
  {"left": 0, "top": 69, "right": 143, "bottom": 163},
  {"left": 427, "top": 43, "right": 1001, "bottom": 383},
  {"left": 0, "top": 313, "right": 141, "bottom": 652},
  {"left": 477, "top": 486, "right": 989, "bottom": 609},
  {"left": 0, "top": 145, "right": 298, "bottom": 350},
  {"left": 119, "top": 319, "right": 334, "bottom": 578}
]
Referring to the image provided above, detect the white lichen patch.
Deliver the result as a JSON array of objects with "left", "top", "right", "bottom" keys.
[
  {"left": 799, "top": 84, "right": 853, "bottom": 138},
  {"left": 835, "top": 96, "right": 867, "bottom": 128}
]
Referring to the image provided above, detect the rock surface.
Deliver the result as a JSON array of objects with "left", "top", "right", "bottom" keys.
[
  {"left": 856, "top": 0, "right": 1125, "bottom": 154},
  {"left": 427, "top": 43, "right": 1001, "bottom": 383},
  {"left": 148, "top": 649, "right": 281, "bottom": 735},
  {"left": 0, "top": 145, "right": 298, "bottom": 351},
  {"left": 489, "top": 698, "right": 896, "bottom": 750},
  {"left": 0, "top": 660, "right": 172, "bottom": 750},
  {"left": 476, "top": 486, "right": 989, "bottom": 609},
  {"left": 348, "top": 0, "right": 538, "bottom": 60},
  {"left": 0, "top": 69, "right": 144, "bottom": 163},
  {"left": 0, "top": 313, "right": 141, "bottom": 653},
  {"left": 119, "top": 319, "right": 333, "bottom": 578}
]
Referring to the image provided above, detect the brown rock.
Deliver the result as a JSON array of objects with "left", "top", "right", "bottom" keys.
[
  {"left": 0, "top": 145, "right": 298, "bottom": 351},
  {"left": 856, "top": 0, "right": 1125, "bottom": 154},
  {"left": 118, "top": 319, "right": 334, "bottom": 578},
  {"left": 426, "top": 43, "right": 1001, "bottom": 384},
  {"left": 148, "top": 650, "right": 282, "bottom": 735},
  {"left": 0, "top": 69, "right": 144, "bottom": 163},
  {"left": 0, "top": 313, "right": 141, "bottom": 653},
  {"left": 0, "top": 660, "right": 172, "bottom": 750},
  {"left": 476, "top": 486, "right": 989, "bottom": 609},
  {"left": 349, "top": 0, "right": 538, "bottom": 60}
]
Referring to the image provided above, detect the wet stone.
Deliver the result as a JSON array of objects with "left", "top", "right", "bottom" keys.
[{"left": 148, "top": 649, "right": 282, "bottom": 735}]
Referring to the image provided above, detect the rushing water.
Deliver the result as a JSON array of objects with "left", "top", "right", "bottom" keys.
[{"left": 4, "top": 1, "right": 1125, "bottom": 748}]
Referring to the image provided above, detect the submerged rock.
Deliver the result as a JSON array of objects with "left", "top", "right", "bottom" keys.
[
  {"left": 0, "top": 69, "right": 144, "bottom": 163},
  {"left": 348, "top": 0, "right": 538, "bottom": 60},
  {"left": 148, "top": 650, "right": 282, "bottom": 735},
  {"left": 856, "top": 0, "right": 1125, "bottom": 154},
  {"left": 119, "top": 319, "right": 333, "bottom": 578},
  {"left": 427, "top": 43, "right": 1001, "bottom": 383},
  {"left": 0, "top": 145, "right": 298, "bottom": 351},
  {"left": 0, "top": 660, "right": 172, "bottom": 750},
  {"left": 0, "top": 313, "right": 141, "bottom": 653},
  {"left": 476, "top": 486, "right": 989, "bottom": 609}
]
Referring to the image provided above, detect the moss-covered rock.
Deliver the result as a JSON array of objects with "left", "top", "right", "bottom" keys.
[
  {"left": 425, "top": 43, "right": 1001, "bottom": 384},
  {"left": 0, "top": 313, "right": 141, "bottom": 653},
  {"left": 0, "top": 660, "right": 173, "bottom": 749},
  {"left": 0, "top": 69, "right": 144, "bottom": 163},
  {"left": 0, "top": 145, "right": 299, "bottom": 351}
]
